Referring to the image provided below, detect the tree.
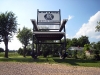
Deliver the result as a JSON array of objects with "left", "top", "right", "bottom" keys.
[
  {"left": 84, "top": 44, "right": 90, "bottom": 51},
  {"left": 93, "top": 41, "right": 100, "bottom": 60},
  {"left": 96, "top": 41, "right": 100, "bottom": 50},
  {"left": 95, "top": 21, "right": 100, "bottom": 32},
  {"left": 71, "top": 38, "right": 78, "bottom": 46},
  {"left": 78, "top": 36, "right": 90, "bottom": 47},
  {"left": 90, "top": 42, "right": 97, "bottom": 49},
  {"left": 17, "top": 27, "right": 32, "bottom": 57},
  {"left": 66, "top": 38, "right": 72, "bottom": 49},
  {"left": 0, "top": 11, "right": 18, "bottom": 58}
]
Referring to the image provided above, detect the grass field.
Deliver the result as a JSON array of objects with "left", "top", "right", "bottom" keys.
[{"left": 0, "top": 52, "right": 100, "bottom": 67}]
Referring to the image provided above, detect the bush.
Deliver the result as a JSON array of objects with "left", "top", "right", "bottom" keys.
[
  {"left": 0, "top": 48, "right": 4, "bottom": 52},
  {"left": 81, "top": 52, "right": 87, "bottom": 59},
  {"left": 18, "top": 48, "right": 32, "bottom": 56},
  {"left": 42, "top": 49, "right": 52, "bottom": 57},
  {"left": 73, "top": 50, "right": 78, "bottom": 59},
  {"left": 43, "top": 50, "right": 49, "bottom": 57},
  {"left": 94, "top": 50, "right": 100, "bottom": 60},
  {"left": 77, "top": 50, "right": 83, "bottom": 58},
  {"left": 17, "top": 48, "right": 23, "bottom": 55}
]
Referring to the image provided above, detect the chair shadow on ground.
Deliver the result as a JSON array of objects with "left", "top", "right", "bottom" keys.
[
  {"left": 53, "top": 58, "right": 79, "bottom": 66},
  {"left": 53, "top": 57, "right": 99, "bottom": 66}
]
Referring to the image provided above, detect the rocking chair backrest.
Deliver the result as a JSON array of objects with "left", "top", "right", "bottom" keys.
[
  {"left": 31, "top": 9, "right": 68, "bottom": 32},
  {"left": 37, "top": 9, "right": 61, "bottom": 30}
]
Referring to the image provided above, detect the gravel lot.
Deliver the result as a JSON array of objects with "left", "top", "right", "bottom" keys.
[{"left": 0, "top": 62, "right": 100, "bottom": 75}]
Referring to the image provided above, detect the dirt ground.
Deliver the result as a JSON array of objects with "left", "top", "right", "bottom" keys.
[{"left": 0, "top": 62, "right": 100, "bottom": 75}]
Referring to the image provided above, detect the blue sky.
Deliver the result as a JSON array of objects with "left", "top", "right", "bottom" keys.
[{"left": 0, "top": 0, "right": 100, "bottom": 50}]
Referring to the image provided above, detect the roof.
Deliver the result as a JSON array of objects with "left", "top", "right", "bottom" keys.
[
  {"left": 68, "top": 47, "right": 84, "bottom": 50},
  {"left": 68, "top": 47, "right": 96, "bottom": 50}
]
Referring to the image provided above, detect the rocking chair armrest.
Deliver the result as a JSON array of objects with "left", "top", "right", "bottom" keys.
[
  {"left": 59, "top": 19, "right": 68, "bottom": 32},
  {"left": 31, "top": 19, "right": 38, "bottom": 31}
]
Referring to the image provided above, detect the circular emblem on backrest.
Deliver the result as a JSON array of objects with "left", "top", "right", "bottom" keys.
[{"left": 44, "top": 13, "right": 54, "bottom": 20}]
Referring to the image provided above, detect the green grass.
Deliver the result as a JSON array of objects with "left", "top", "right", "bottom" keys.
[
  {"left": 53, "top": 57, "right": 100, "bottom": 67},
  {"left": 0, "top": 52, "right": 100, "bottom": 67},
  {"left": 0, "top": 52, "right": 20, "bottom": 57}
]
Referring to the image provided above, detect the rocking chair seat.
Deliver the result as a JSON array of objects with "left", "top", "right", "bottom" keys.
[{"left": 33, "top": 32, "right": 65, "bottom": 40}]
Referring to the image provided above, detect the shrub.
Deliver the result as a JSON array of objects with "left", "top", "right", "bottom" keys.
[
  {"left": 43, "top": 51, "right": 48, "bottom": 57},
  {"left": 81, "top": 52, "right": 87, "bottom": 59},
  {"left": 0, "top": 48, "right": 4, "bottom": 52},
  {"left": 18, "top": 48, "right": 32, "bottom": 56},
  {"left": 17, "top": 48, "right": 23, "bottom": 55},
  {"left": 73, "top": 50, "right": 78, "bottom": 59},
  {"left": 94, "top": 50, "right": 100, "bottom": 60}
]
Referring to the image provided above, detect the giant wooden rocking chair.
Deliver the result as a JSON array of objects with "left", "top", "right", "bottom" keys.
[{"left": 31, "top": 9, "right": 68, "bottom": 59}]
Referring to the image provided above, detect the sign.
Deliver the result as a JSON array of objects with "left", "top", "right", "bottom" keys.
[
  {"left": 37, "top": 11, "right": 61, "bottom": 25},
  {"left": 44, "top": 13, "right": 54, "bottom": 20}
]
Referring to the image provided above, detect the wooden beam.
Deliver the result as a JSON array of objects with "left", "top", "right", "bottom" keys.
[
  {"left": 59, "top": 19, "right": 68, "bottom": 32},
  {"left": 31, "top": 19, "right": 38, "bottom": 31}
]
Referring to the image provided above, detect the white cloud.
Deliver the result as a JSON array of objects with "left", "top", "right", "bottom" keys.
[
  {"left": 74, "top": 11, "right": 100, "bottom": 39},
  {"left": 65, "top": 34, "right": 73, "bottom": 39},
  {"left": 66, "top": 34, "right": 69, "bottom": 38},
  {"left": 68, "top": 15, "right": 74, "bottom": 20}
]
